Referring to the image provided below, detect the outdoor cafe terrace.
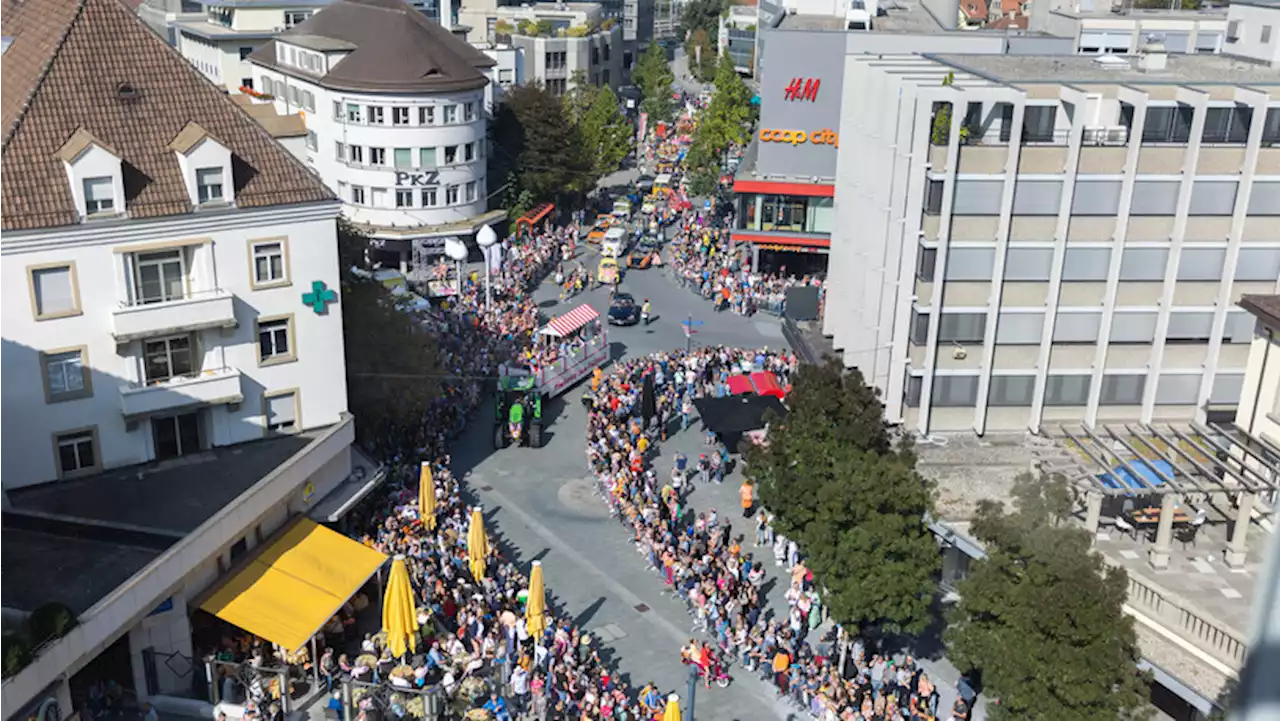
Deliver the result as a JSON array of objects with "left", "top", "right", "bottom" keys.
[{"left": 1032, "top": 422, "right": 1278, "bottom": 684}]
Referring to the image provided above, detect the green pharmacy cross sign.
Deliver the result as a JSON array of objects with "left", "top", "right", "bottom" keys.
[{"left": 302, "top": 280, "right": 338, "bottom": 314}]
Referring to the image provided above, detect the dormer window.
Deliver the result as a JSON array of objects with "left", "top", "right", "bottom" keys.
[
  {"left": 167, "top": 122, "right": 234, "bottom": 208},
  {"left": 83, "top": 177, "right": 115, "bottom": 214},
  {"left": 197, "top": 167, "right": 224, "bottom": 203},
  {"left": 57, "top": 128, "right": 124, "bottom": 220}
]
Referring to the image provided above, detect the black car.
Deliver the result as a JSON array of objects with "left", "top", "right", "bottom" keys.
[{"left": 608, "top": 293, "right": 641, "bottom": 326}]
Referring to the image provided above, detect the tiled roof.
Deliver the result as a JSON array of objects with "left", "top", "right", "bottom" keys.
[
  {"left": 249, "top": 0, "right": 496, "bottom": 95},
  {"left": 1, "top": 0, "right": 334, "bottom": 231},
  {"left": 961, "top": 0, "right": 988, "bottom": 20},
  {"left": 1240, "top": 294, "right": 1280, "bottom": 331}
]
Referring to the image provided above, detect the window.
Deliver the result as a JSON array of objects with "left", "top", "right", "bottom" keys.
[
  {"left": 1110, "top": 312, "right": 1158, "bottom": 343},
  {"left": 1177, "top": 247, "right": 1226, "bottom": 281},
  {"left": 133, "top": 249, "right": 186, "bottom": 304},
  {"left": 368, "top": 106, "right": 384, "bottom": 124},
  {"left": 153, "top": 412, "right": 201, "bottom": 459},
  {"left": 43, "top": 348, "right": 90, "bottom": 402},
  {"left": 1166, "top": 311, "right": 1214, "bottom": 343},
  {"left": 29, "top": 264, "right": 79, "bottom": 319},
  {"left": 443, "top": 105, "right": 457, "bottom": 124},
  {"left": 499, "top": 69, "right": 514, "bottom": 84},
  {"left": 349, "top": 145, "right": 365, "bottom": 164},
  {"left": 1119, "top": 247, "right": 1169, "bottom": 281},
  {"left": 545, "top": 51, "right": 567, "bottom": 69},
  {"left": 305, "top": 130, "right": 317, "bottom": 151},
  {"left": 904, "top": 375, "right": 924, "bottom": 407},
  {"left": 251, "top": 240, "right": 287, "bottom": 287},
  {"left": 257, "top": 316, "right": 294, "bottom": 364},
  {"left": 301, "top": 90, "right": 315, "bottom": 112},
  {"left": 937, "top": 313, "right": 986, "bottom": 344},
  {"left": 446, "top": 184, "right": 460, "bottom": 205},
  {"left": 944, "top": 247, "right": 995, "bottom": 282},
  {"left": 933, "top": 375, "right": 979, "bottom": 407},
  {"left": 466, "top": 181, "right": 477, "bottom": 202},
  {"left": 335, "top": 141, "right": 346, "bottom": 160},
  {"left": 1202, "top": 107, "right": 1252, "bottom": 145},
  {"left": 603, "top": 69, "right": 611, "bottom": 85},
  {"left": 1099, "top": 374, "right": 1146, "bottom": 405},
  {"left": 1053, "top": 311, "right": 1102, "bottom": 343},
  {"left": 1235, "top": 248, "right": 1280, "bottom": 281},
  {"left": 1227, "top": 19, "right": 1240, "bottom": 41},
  {"left": 1263, "top": 25, "right": 1273, "bottom": 44},
  {"left": 547, "top": 79, "right": 567, "bottom": 96},
  {"left": 346, "top": 103, "right": 362, "bottom": 122},
  {"left": 464, "top": 102, "right": 476, "bottom": 121},
  {"left": 55, "top": 429, "right": 98, "bottom": 477},
  {"left": 995, "top": 312, "right": 1044, "bottom": 344},
  {"left": 242, "top": 77, "right": 254, "bottom": 91},
  {"left": 604, "top": 44, "right": 611, "bottom": 61},
  {"left": 265, "top": 391, "right": 298, "bottom": 433},
  {"left": 351, "top": 185, "right": 365, "bottom": 204},
  {"left": 394, "top": 148, "right": 413, "bottom": 168},
  {"left": 464, "top": 142, "right": 475, "bottom": 162},
  {"left": 988, "top": 375, "right": 1035, "bottom": 406},
  {"left": 239, "top": 46, "right": 254, "bottom": 60},
  {"left": 420, "top": 147, "right": 437, "bottom": 168},
  {"left": 392, "top": 107, "right": 410, "bottom": 125},
  {"left": 143, "top": 335, "right": 195, "bottom": 384},
  {"left": 1044, "top": 375, "right": 1090, "bottom": 406},
  {"left": 1155, "top": 374, "right": 1200, "bottom": 405},
  {"left": 910, "top": 310, "right": 930, "bottom": 345},
  {"left": 916, "top": 246, "right": 937, "bottom": 281},
  {"left": 396, "top": 189, "right": 414, "bottom": 208},
  {"left": 421, "top": 188, "right": 437, "bottom": 207},
  {"left": 1224, "top": 311, "right": 1256, "bottom": 344},
  {"left": 924, "top": 180, "right": 944, "bottom": 215},
  {"left": 369, "top": 147, "right": 386, "bottom": 166},
  {"left": 1004, "top": 248, "right": 1053, "bottom": 281},
  {"left": 371, "top": 187, "right": 387, "bottom": 208},
  {"left": 419, "top": 106, "right": 435, "bottom": 125},
  {"left": 334, "top": 100, "right": 344, "bottom": 120},
  {"left": 1142, "top": 106, "right": 1194, "bottom": 144},
  {"left": 591, "top": 46, "right": 600, "bottom": 65},
  {"left": 284, "top": 10, "right": 311, "bottom": 27},
  {"left": 1061, "top": 247, "right": 1111, "bottom": 281},
  {"left": 83, "top": 176, "right": 115, "bottom": 214},
  {"left": 444, "top": 145, "right": 458, "bottom": 164},
  {"left": 196, "top": 167, "right": 224, "bottom": 203},
  {"left": 1021, "top": 105, "right": 1058, "bottom": 143}
]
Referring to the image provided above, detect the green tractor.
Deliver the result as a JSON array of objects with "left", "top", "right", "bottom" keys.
[{"left": 494, "top": 375, "right": 544, "bottom": 449}]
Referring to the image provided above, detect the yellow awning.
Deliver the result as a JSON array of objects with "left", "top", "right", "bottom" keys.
[{"left": 200, "top": 518, "right": 387, "bottom": 651}]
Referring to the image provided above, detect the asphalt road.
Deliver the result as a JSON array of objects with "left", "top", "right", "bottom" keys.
[{"left": 443, "top": 242, "right": 985, "bottom": 720}]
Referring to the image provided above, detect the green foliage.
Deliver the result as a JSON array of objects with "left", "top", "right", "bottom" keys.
[
  {"left": 337, "top": 221, "right": 444, "bottom": 452},
  {"left": 565, "top": 69, "right": 598, "bottom": 123},
  {"left": 535, "top": 18, "right": 555, "bottom": 35},
  {"left": 633, "top": 42, "right": 676, "bottom": 123},
  {"left": 490, "top": 84, "right": 595, "bottom": 201},
  {"left": 680, "top": 0, "right": 727, "bottom": 41},
  {"left": 747, "top": 361, "right": 938, "bottom": 636},
  {"left": 2, "top": 634, "right": 32, "bottom": 679},
  {"left": 685, "top": 29, "right": 717, "bottom": 81},
  {"left": 27, "top": 602, "right": 77, "bottom": 647},
  {"left": 931, "top": 102, "right": 952, "bottom": 146},
  {"left": 945, "top": 472, "right": 1152, "bottom": 721},
  {"left": 494, "top": 19, "right": 514, "bottom": 35},
  {"left": 517, "top": 19, "right": 537, "bottom": 35},
  {"left": 580, "top": 85, "right": 633, "bottom": 176}
]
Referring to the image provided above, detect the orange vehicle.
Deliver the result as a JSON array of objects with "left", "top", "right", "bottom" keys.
[
  {"left": 627, "top": 250, "right": 654, "bottom": 269},
  {"left": 586, "top": 214, "right": 612, "bottom": 243}
]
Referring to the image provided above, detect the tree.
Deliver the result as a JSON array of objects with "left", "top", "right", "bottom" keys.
[
  {"left": 708, "top": 52, "right": 755, "bottom": 142},
  {"left": 338, "top": 221, "right": 445, "bottom": 454},
  {"left": 684, "top": 28, "right": 717, "bottom": 81},
  {"left": 747, "top": 361, "right": 938, "bottom": 635},
  {"left": 634, "top": 42, "right": 676, "bottom": 123},
  {"left": 580, "top": 85, "right": 632, "bottom": 176},
  {"left": 945, "top": 473, "right": 1152, "bottom": 721},
  {"left": 491, "top": 84, "right": 594, "bottom": 202},
  {"left": 565, "top": 69, "right": 599, "bottom": 123},
  {"left": 680, "top": 0, "right": 726, "bottom": 40}
]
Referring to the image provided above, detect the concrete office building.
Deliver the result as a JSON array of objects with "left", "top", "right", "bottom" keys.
[
  {"left": 824, "top": 50, "right": 1280, "bottom": 436},
  {"left": 477, "top": 2, "right": 624, "bottom": 94},
  {"left": 175, "top": 0, "right": 329, "bottom": 94},
  {"left": 1031, "top": 0, "right": 1228, "bottom": 55}
]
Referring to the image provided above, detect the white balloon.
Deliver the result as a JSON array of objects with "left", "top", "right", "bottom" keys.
[
  {"left": 477, "top": 224, "right": 499, "bottom": 248},
  {"left": 443, "top": 236, "right": 468, "bottom": 261}
]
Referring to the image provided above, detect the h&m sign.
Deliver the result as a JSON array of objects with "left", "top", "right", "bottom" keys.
[
  {"left": 394, "top": 170, "right": 440, "bottom": 187},
  {"left": 783, "top": 77, "right": 820, "bottom": 103}
]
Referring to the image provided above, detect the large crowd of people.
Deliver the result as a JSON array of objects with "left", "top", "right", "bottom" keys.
[{"left": 664, "top": 220, "right": 823, "bottom": 319}]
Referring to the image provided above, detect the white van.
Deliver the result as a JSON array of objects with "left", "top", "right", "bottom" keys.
[
  {"left": 612, "top": 199, "right": 632, "bottom": 218},
  {"left": 601, "top": 227, "right": 628, "bottom": 258}
]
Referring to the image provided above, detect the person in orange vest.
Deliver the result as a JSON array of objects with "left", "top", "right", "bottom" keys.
[
  {"left": 739, "top": 480, "right": 754, "bottom": 519},
  {"left": 591, "top": 367, "right": 602, "bottom": 392}
]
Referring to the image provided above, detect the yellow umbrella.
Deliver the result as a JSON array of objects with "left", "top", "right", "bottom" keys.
[
  {"left": 381, "top": 556, "right": 419, "bottom": 658},
  {"left": 418, "top": 462, "right": 437, "bottom": 531},
  {"left": 467, "top": 506, "right": 489, "bottom": 580},
  {"left": 662, "top": 693, "right": 681, "bottom": 721},
  {"left": 526, "top": 560, "right": 548, "bottom": 639}
]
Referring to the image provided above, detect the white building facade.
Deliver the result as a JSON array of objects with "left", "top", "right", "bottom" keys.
[
  {"left": 176, "top": 0, "right": 328, "bottom": 93},
  {"left": 249, "top": 0, "right": 503, "bottom": 269}
]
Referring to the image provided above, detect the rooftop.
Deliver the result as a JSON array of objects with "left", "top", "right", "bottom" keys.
[
  {"left": 733, "top": 137, "right": 836, "bottom": 185},
  {"left": 231, "top": 95, "right": 309, "bottom": 138},
  {"left": 1051, "top": 4, "right": 1227, "bottom": 19},
  {"left": 249, "top": 0, "right": 496, "bottom": 95},
  {"left": 931, "top": 51, "right": 1280, "bottom": 85},
  {"left": 777, "top": 12, "right": 848, "bottom": 30},
  {"left": 6, "top": 431, "right": 325, "bottom": 534},
  {"left": 0, "top": 0, "right": 334, "bottom": 231},
  {"left": 1, "top": 525, "right": 166, "bottom": 615},
  {"left": 173, "top": 20, "right": 282, "bottom": 40}
]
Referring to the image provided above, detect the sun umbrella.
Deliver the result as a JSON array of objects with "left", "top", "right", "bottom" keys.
[
  {"left": 381, "top": 556, "right": 419, "bottom": 659},
  {"left": 418, "top": 462, "right": 437, "bottom": 531},
  {"left": 467, "top": 506, "right": 489, "bottom": 580},
  {"left": 526, "top": 560, "right": 548, "bottom": 639},
  {"left": 662, "top": 693, "right": 681, "bottom": 721}
]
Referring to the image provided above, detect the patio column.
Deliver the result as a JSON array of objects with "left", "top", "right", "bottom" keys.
[
  {"left": 1149, "top": 493, "right": 1178, "bottom": 570},
  {"left": 1225, "top": 492, "right": 1255, "bottom": 568},
  {"left": 1084, "top": 491, "right": 1103, "bottom": 541},
  {"left": 752, "top": 243, "right": 761, "bottom": 272}
]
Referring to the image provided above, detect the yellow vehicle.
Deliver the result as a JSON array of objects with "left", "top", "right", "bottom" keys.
[{"left": 597, "top": 256, "right": 620, "bottom": 286}]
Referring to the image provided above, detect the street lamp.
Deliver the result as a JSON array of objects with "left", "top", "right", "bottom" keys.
[
  {"left": 477, "top": 224, "right": 499, "bottom": 312},
  {"left": 443, "top": 236, "right": 467, "bottom": 299}
]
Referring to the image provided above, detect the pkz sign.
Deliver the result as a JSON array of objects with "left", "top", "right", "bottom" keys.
[
  {"left": 394, "top": 170, "right": 440, "bottom": 187},
  {"left": 783, "top": 77, "right": 820, "bottom": 103}
]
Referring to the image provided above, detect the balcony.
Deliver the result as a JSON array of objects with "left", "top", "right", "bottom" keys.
[
  {"left": 119, "top": 366, "right": 244, "bottom": 418},
  {"left": 111, "top": 289, "right": 237, "bottom": 343}
]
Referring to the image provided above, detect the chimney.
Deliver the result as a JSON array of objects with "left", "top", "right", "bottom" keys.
[{"left": 1137, "top": 35, "right": 1167, "bottom": 72}]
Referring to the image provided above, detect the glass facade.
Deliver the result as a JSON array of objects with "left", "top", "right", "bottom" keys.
[{"left": 740, "top": 194, "right": 834, "bottom": 234}]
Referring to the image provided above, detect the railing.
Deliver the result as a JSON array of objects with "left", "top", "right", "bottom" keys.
[
  {"left": 117, "top": 287, "right": 230, "bottom": 310},
  {"left": 122, "top": 366, "right": 240, "bottom": 394},
  {"left": 1082, "top": 126, "right": 1130, "bottom": 146},
  {"left": 1120, "top": 566, "right": 1249, "bottom": 671}
]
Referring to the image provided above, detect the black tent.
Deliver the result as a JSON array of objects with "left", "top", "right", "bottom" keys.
[{"left": 693, "top": 395, "right": 788, "bottom": 449}]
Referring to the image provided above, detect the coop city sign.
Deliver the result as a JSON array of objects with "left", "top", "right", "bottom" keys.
[{"left": 758, "top": 128, "right": 839, "bottom": 148}]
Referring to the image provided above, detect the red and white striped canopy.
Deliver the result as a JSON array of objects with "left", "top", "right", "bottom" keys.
[{"left": 540, "top": 304, "right": 599, "bottom": 338}]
